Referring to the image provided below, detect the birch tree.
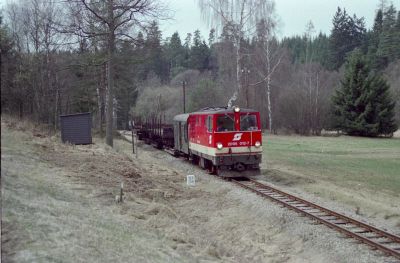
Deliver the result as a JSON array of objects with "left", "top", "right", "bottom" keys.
[
  {"left": 198, "top": 0, "right": 274, "bottom": 107},
  {"left": 254, "top": 12, "right": 281, "bottom": 133},
  {"left": 304, "top": 20, "right": 315, "bottom": 133},
  {"left": 65, "top": 0, "right": 168, "bottom": 147}
]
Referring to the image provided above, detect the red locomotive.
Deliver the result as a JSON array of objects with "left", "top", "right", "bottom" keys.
[{"left": 173, "top": 106, "right": 262, "bottom": 175}]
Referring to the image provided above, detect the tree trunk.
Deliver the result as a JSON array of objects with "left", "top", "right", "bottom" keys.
[
  {"left": 96, "top": 84, "right": 102, "bottom": 131},
  {"left": 19, "top": 100, "right": 23, "bottom": 119},
  {"left": 266, "top": 76, "right": 272, "bottom": 133},
  {"left": 54, "top": 73, "right": 59, "bottom": 130},
  {"left": 266, "top": 40, "right": 273, "bottom": 133},
  {"left": 106, "top": 0, "right": 115, "bottom": 147},
  {"left": 235, "top": 38, "right": 241, "bottom": 104},
  {"left": 228, "top": 37, "right": 241, "bottom": 108}
]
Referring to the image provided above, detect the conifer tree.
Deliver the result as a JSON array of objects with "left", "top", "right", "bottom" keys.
[
  {"left": 332, "top": 49, "right": 397, "bottom": 137},
  {"left": 166, "top": 32, "right": 185, "bottom": 77},
  {"left": 377, "top": 5, "right": 398, "bottom": 66},
  {"left": 189, "top": 30, "right": 210, "bottom": 71},
  {"left": 368, "top": 9, "right": 384, "bottom": 70},
  {"left": 374, "top": 9, "right": 384, "bottom": 34},
  {"left": 328, "top": 7, "right": 366, "bottom": 70},
  {"left": 396, "top": 11, "right": 400, "bottom": 58},
  {"left": 397, "top": 11, "right": 400, "bottom": 30},
  {"left": 329, "top": 7, "right": 347, "bottom": 70}
]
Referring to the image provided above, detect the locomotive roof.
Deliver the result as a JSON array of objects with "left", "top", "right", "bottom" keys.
[
  {"left": 173, "top": 107, "right": 257, "bottom": 122},
  {"left": 191, "top": 107, "right": 257, "bottom": 115},
  {"left": 173, "top": 113, "right": 190, "bottom": 122}
]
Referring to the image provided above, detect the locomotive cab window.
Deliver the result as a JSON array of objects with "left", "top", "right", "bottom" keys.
[
  {"left": 216, "top": 114, "right": 234, "bottom": 132},
  {"left": 240, "top": 114, "right": 258, "bottom": 131},
  {"left": 206, "top": 116, "right": 213, "bottom": 132}
]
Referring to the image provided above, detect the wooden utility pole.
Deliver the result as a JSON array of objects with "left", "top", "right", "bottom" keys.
[
  {"left": 131, "top": 119, "right": 135, "bottom": 154},
  {"left": 182, "top": 81, "right": 186, "bottom": 113}
]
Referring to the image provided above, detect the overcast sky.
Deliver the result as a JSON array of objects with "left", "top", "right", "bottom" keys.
[
  {"left": 160, "top": 0, "right": 393, "bottom": 41},
  {"left": 1, "top": 0, "right": 396, "bottom": 41}
]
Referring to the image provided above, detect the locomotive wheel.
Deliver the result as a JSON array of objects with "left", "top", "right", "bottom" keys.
[
  {"left": 235, "top": 162, "right": 246, "bottom": 172},
  {"left": 191, "top": 155, "right": 199, "bottom": 165},
  {"left": 208, "top": 165, "right": 218, "bottom": 175}
]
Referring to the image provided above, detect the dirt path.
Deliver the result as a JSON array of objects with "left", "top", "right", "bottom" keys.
[{"left": 1, "top": 122, "right": 393, "bottom": 262}]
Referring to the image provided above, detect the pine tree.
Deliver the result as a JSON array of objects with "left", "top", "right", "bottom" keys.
[
  {"left": 144, "top": 21, "right": 169, "bottom": 82},
  {"left": 208, "top": 28, "right": 215, "bottom": 47},
  {"left": 328, "top": 7, "right": 366, "bottom": 70},
  {"left": 377, "top": 5, "right": 398, "bottom": 66},
  {"left": 332, "top": 49, "right": 397, "bottom": 137},
  {"left": 396, "top": 11, "right": 400, "bottom": 58},
  {"left": 397, "top": 11, "right": 400, "bottom": 30},
  {"left": 367, "top": 9, "right": 384, "bottom": 70},
  {"left": 183, "top": 33, "right": 192, "bottom": 68},
  {"left": 329, "top": 7, "right": 347, "bottom": 70},
  {"left": 166, "top": 32, "right": 185, "bottom": 77},
  {"left": 189, "top": 30, "right": 210, "bottom": 71},
  {"left": 374, "top": 9, "right": 384, "bottom": 34},
  {"left": 349, "top": 14, "right": 367, "bottom": 52}
]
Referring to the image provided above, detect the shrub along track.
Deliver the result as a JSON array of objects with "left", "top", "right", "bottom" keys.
[{"left": 226, "top": 177, "right": 400, "bottom": 261}]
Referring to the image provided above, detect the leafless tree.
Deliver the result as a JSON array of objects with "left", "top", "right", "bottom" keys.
[
  {"left": 253, "top": 7, "right": 282, "bottom": 133},
  {"left": 198, "top": 0, "right": 275, "bottom": 107},
  {"left": 304, "top": 20, "right": 316, "bottom": 133},
  {"left": 64, "top": 0, "right": 169, "bottom": 147},
  {"left": 5, "top": 0, "right": 65, "bottom": 124}
]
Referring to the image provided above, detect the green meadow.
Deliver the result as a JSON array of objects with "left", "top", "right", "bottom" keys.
[{"left": 263, "top": 135, "right": 400, "bottom": 195}]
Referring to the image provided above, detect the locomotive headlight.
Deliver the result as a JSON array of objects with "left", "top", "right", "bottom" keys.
[
  {"left": 255, "top": 141, "right": 261, "bottom": 148},
  {"left": 234, "top": 106, "right": 240, "bottom": 112},
  {"left": 217, "top": 142, "right": 223, "bottom": 150}
]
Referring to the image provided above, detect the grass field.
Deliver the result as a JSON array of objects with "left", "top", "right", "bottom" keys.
[{"left": 263, "top": 135, "right": 400, "bottom": 196}]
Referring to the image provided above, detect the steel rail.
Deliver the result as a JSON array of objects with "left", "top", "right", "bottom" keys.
[
  {"left": 128, "top": 130, "right": 400, "bottom": 260},
  {"left": 230, "top": 178, "right": 400, "bottom": 260}
]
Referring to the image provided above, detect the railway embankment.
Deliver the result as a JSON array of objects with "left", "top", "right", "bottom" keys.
[{"left": 1, "top": 117, "right": 396, "bottom": 262}]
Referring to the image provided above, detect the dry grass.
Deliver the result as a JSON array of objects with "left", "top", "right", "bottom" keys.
[
  {"left": 2, "top": 116, "right": 395, "bottom": 262},
  {"left": 1, "top": 117, "right": 189, "bottom": 262},
  {"left": 0, "top": 117, "right": 306, "bottom": 262}
]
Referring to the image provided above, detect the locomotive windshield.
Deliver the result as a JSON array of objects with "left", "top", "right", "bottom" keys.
[
  {"left": 240, "top": 114, "right": 258, "bottom": 131},
  {"left": 216, "top": 114, "right": 234, "bottom": 132}
]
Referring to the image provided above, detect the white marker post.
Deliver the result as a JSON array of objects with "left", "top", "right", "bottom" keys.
[{"left": 186, "top": 175, "right": 195, "bottom": 186}]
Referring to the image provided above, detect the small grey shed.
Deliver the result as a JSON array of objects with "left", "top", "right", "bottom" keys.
[{"left": 60, "top": 112, "right": 92, "bottom": 144}]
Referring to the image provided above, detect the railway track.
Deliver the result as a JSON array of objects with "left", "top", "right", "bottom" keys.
[
  {"left": 229, "top": 177, "right": 400, "bottom": 261},
  {"left": 120, "top": 130, "right": 400, "bottom": 260}
]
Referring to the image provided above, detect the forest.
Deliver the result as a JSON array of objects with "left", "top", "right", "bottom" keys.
[{"left": 1, "top": 0, "right": 399, "bottom": 145}]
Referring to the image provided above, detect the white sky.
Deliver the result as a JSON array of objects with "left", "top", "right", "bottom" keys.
[
  {"left": 160, "top": 0, "right": 397, "bottom": 41},
  {"left": 1, "top": 0, "right": 397, "bottom": 41}
]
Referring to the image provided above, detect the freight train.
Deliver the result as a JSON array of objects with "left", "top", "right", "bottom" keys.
[{"left": 134, "top": 106, "right": 262, "bottom": 176}]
